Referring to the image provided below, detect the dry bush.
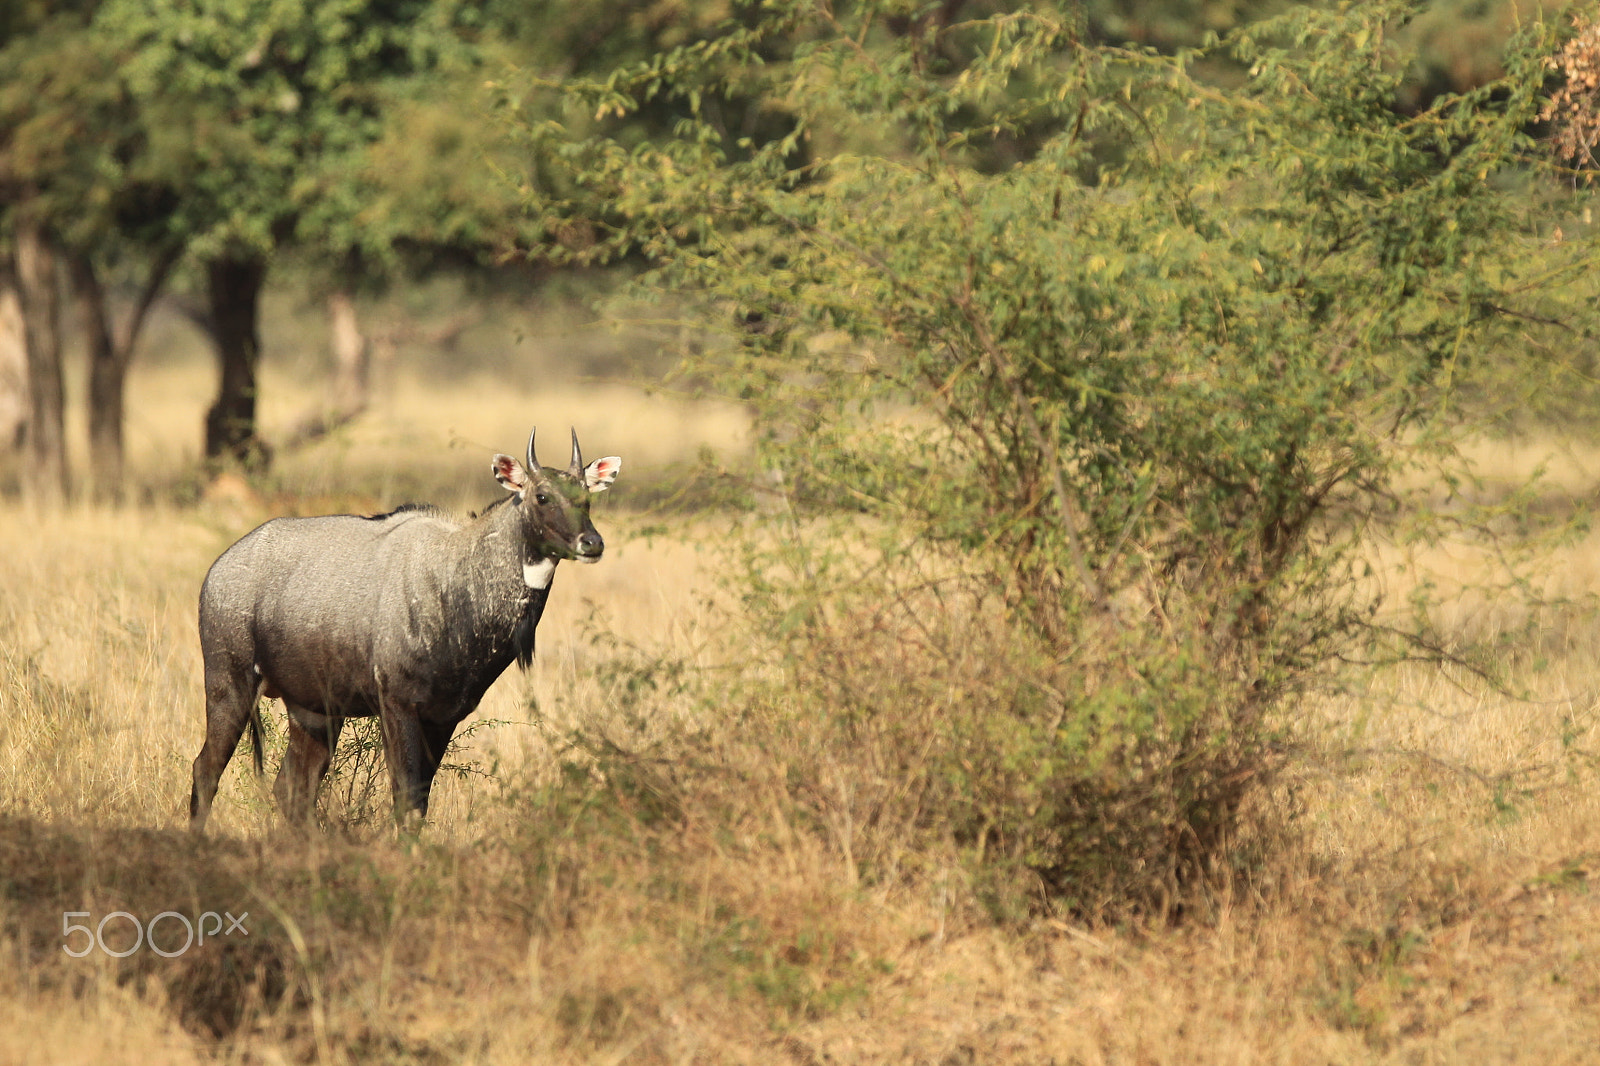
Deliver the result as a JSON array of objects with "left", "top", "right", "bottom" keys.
[
  {"left": 529, "top": 520, "right": 1346, "bottom": 929},
  {"left": 1544, "top": 11, "right": 1600, "bottom": 171}
]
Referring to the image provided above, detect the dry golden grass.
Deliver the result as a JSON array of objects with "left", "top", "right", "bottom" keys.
[{"left": 4, "top": 349, "right": 1600, "bottom": 1063}]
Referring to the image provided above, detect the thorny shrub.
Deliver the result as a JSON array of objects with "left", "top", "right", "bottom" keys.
[{"left": 507, "top": 1, "right": 1596, "bottom": 918}]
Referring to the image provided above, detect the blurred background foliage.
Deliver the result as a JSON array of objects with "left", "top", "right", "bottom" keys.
[{"left": 2, "top": 0, "right": 1585, "bottom": 500}]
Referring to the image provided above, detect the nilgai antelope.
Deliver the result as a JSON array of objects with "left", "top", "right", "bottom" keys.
[{"left": 189, "top": 427, "right": 621, "bottom": 831}]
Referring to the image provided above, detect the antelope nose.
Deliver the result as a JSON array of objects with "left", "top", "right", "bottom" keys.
[{"left": 577, "top": 531, "right": 604, "bottom": 558}]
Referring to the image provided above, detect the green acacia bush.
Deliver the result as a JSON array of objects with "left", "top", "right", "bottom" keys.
[{"left": 512, "top": 1, "right": 1593, "bottom": 916}]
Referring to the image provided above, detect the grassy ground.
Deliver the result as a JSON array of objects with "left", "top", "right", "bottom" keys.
[{"left": 3, "top": 323, "right": 1600, "bottom": 1063}]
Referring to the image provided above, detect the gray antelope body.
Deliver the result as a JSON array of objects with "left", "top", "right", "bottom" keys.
[{"left": 189, "top": 427, "right": 620, "bottom": 830}]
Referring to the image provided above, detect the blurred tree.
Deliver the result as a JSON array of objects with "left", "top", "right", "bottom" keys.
[
  {"left": 1082, "top": 0, "right": 1280, "bottom": 48},
  {"left": 9, "top": 216, "right": 66, "bottom": 506},
  {"left": 96, "top": 0, "right": 486, "bottom": 467},
  {"left": 1398, "top": 0, "right": 1555, "bottom": 108},
  {"left": 0, "top": 8, "right": 105, "bottom": 502},
  {"left": 4, "top": 0, "right": 654, "bottom": 479},
  {"left": 0, "top": 6, "right": 66, "bottom": 503},
  {"left": 1, "top": 7, "right": 187, "bottom": 494},
  {"left": 0, "top": 282, "right": 23, "bottom": 452}
]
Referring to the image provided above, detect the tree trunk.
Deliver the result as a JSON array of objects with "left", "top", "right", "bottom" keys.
[
  {"left": 0, "top": 278, "right": 26, "bottom": 452},
  {"left": 71, "top": 246, "right": 180, "bottom": 494},
  {"left": 329, "top": 289, "right": 370, "bottom": 418},
  {"left": 279, "top": 289, "right": 373, "bottom": 453},
  {"left": 71, "top": 254, "right": 125, "bottom": 489},
  {"left": 13, "top": 218, "right": 68, "bottom": 506},
  {"left": 204, "top": 255, "right": 269, "bottom": 468}
]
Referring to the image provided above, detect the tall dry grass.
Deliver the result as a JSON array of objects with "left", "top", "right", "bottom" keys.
[{"left": 3, "top": 340, "right": 1600, "bottom": 1062}]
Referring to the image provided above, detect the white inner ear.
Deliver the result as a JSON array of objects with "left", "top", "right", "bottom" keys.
[
  {"left": 493, "top": 453, "right": 528, "bottom": 492},
  {"left": 585, "top": 456, "right": 622, "bottom": 493},
  {"left": 522, "top": 557, "right": 556, "bottom": 590}
]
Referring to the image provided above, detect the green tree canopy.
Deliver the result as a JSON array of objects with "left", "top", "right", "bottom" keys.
[{"left": 85, "top": 0, "right": 499, "bottom": 462}]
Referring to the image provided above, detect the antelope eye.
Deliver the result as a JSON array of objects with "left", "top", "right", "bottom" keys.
[{"left": 535, "top": 492, "right": 550, "bottom": 505}]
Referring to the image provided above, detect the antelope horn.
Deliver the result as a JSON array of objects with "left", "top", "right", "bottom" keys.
[
  {"left": 568, "top": 427, "right": 584, "bottom": 476},
  {"left": 526, "top": 426, "right": 539, "bottom": 472}
]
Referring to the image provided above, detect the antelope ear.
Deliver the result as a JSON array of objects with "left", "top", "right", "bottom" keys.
[
  {"left": 584, "top": 455, "right": 621, "bottom": 494},
  {"left": 492, "top": 453, "right": 528, "bottom": 492}
]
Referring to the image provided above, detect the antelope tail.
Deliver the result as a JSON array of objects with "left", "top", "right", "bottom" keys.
[{"left": 248, "top": 700, "right": 265, "bottom": 776}]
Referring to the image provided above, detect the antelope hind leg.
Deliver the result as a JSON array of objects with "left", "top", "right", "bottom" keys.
[
  {"left": 190, "top": 662, "right": 262, "bottom": 831},
  {"left": 274, "top": 706, "right": 344, "bottom": 827}
]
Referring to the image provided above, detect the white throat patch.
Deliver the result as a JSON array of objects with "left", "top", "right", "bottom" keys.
[{"left": 522, "top": 557, "right": 557, "bottom": 590}]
